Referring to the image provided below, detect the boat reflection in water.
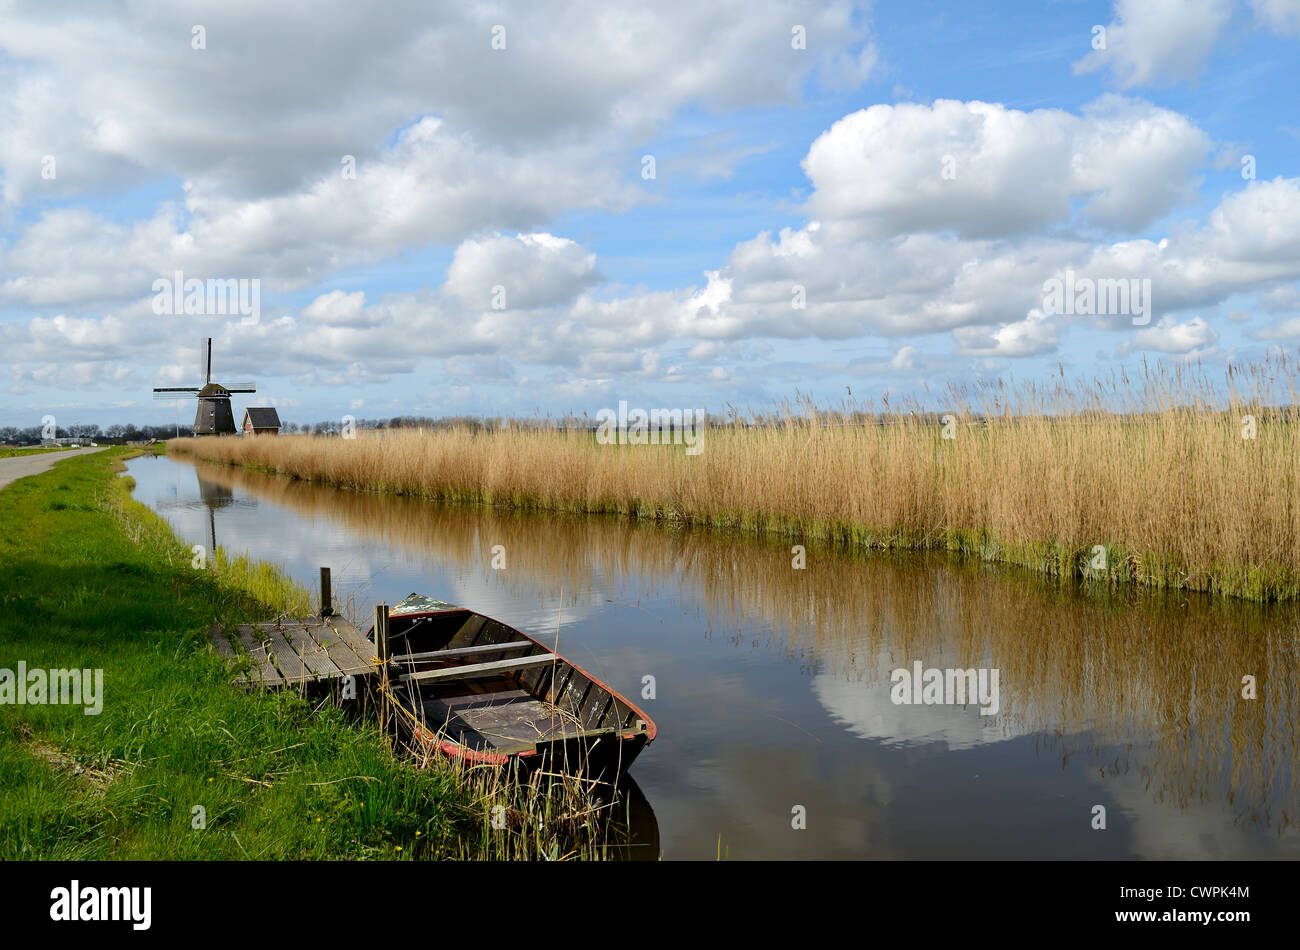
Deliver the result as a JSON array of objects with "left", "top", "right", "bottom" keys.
[
  {"left": 594, "top": 775, "right": 659, "bottom": 861},
  {"left": 129, "top": 456, "right": 1300, "bottom": 859}
]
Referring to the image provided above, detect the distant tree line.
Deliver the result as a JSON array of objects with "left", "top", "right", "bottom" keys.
[
  {"left": 0, "top": 423, "right": 193, "bottom": 445},
  {"left": 0, "top": 415, "right": 500, "bottom": 444},
  {"left": 288, "top": 415, "right": 511, "bottom": 435}
]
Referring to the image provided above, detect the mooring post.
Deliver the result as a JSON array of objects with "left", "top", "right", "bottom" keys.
[
  {"left": 374, "top": 602, "right": 390, "bottom": 675},
  {"left": 319, "top": 567, "right": 333, "bottom": 618},
  {"left": 374, "top": 602, "right": 391, "bottom": 732}
]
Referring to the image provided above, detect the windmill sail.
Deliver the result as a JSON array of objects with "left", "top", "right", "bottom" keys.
[{"left": 151, "top": 338, "right": 256, "bottom": 435}]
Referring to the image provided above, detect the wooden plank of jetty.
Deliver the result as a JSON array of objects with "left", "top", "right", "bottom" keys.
[
  {"left": 259, "top": 624, "right": 313, "bottom": 682},
  {"left": 257, "top": 621, "right": 340, "bottom": 680},
  {"left": 314, "top": 616, "right": 375, "bottom": 675},
  {"left": 208, "top": 628, "right": 239, "bottom": 659},
  {"left": 226, "top": 623, "right": 284, "bottom": 689}
]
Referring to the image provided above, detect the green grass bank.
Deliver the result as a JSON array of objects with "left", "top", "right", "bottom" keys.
[{"left": 0, "top": 447, "right": 609, "bottom": 860}]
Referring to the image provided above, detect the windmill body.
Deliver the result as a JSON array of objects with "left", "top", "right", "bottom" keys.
[
  {"left": 193, "top": 381, "right": 236, "bottom": 435},
  {"left": 154, "top": 339, "right": 255, "bottom": 436}
]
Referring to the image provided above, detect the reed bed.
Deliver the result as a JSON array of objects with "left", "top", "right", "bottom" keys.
[{"left": 172, "top": 357, "right": 1300, "bottom": 602}]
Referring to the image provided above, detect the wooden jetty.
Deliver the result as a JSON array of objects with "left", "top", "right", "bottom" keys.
[{"left": 206, "top": 567, "right": 377, "bottom": 689}]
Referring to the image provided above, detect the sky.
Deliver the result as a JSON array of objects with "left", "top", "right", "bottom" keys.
[{"left": 1, "top": 0, "right": 1299, "bottom": 429}]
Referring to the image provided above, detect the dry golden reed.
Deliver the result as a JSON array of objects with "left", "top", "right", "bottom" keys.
[{"left": 171, "top": 356, "right": 1300, "bottom": 602}]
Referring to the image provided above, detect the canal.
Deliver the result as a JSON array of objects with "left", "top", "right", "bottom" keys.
[{"left": 126, "top": 453, "right": 1300, "bottom": 859}]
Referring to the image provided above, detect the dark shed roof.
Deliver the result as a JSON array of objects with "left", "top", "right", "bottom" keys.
[{"left": 242, "top": 407, "right": 282, "bottom": 429}]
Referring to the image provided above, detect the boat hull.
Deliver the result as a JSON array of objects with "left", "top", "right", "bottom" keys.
[
  {"left": 411, "top": 721, "right": 652, "bottom": 779},
  {"left": 372, "top": 595, "right": 657, "bottom": 779}
]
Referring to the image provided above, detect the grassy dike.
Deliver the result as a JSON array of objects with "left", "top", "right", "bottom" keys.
[
  {"left": 0, "top": 446, "right": 495, "bottom": 860},
  {"left": 0, "top": 446, "right": 62, "bottom": 459}
]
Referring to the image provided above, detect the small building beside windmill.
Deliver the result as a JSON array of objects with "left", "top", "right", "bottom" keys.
[{"left": 241, "top": 407, "right": 282, "bottom": 436}]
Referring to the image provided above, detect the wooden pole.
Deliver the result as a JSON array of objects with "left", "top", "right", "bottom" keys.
[
  {"left": 374, "top": 603, "right": 390, "bottom": 672},
  {"left": 374, "top": 602, "right": 390, "bottom": 732},
  {"left": 319, "top": 567, "right": 333, "bottom": 617}
]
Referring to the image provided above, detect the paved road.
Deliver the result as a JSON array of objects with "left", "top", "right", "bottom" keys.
[{"left": 0, "top": 447, "right": 107, "bottom": 491}]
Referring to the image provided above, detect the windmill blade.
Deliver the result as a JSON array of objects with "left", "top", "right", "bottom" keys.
[
  {"left": 198, "top": 336, "right": 212, "bottom": 384},
  {"left": 153, "top": 387, "right": 201, "bottom": 393},
  {"left": 226, "top": 388, "right": 258, "bottom": 394}
]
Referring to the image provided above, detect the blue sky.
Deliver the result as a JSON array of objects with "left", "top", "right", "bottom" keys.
[{"left": 2, "top": 0, "right": 1299, "bottom": 429}]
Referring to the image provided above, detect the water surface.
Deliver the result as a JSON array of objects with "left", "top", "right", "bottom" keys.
[{"left": 127, "top": 454, "right": 1300, "bottom": 859}]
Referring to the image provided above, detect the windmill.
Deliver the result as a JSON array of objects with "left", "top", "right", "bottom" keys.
[{"left": 154, "top": 338, "right": 256, "bottom": 436}]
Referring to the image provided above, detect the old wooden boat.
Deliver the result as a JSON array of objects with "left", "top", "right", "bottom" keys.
[{"left": 368, "top": 594, "right": 656, "bottom": 777}]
